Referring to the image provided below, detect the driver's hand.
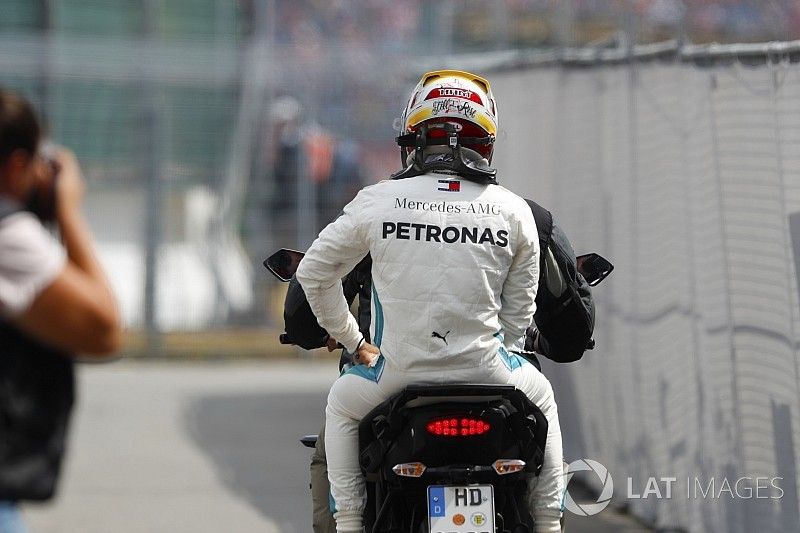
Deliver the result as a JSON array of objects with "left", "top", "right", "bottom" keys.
[
  {"left": 325, "top": 336, "right": 339, "bottom": 352},
  {"left": 353, "top": 341, "right": 380, "bottom": 367}
]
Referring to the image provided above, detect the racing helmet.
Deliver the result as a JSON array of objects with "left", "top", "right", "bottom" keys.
[{"left": 400, "top": 69, "right": 498, "bottom": 162}]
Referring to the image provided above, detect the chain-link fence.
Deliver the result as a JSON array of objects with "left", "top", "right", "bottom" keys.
[
  {"left": 5, "top": 0, "right": 800, "bottom": 337},
  {"left": 0, "top": 1, "right": 418, "bottom": 338}
]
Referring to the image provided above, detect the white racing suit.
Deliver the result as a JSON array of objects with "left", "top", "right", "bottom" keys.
[{"left": 296, "top": 173, "right": 564, "bottom": 533}]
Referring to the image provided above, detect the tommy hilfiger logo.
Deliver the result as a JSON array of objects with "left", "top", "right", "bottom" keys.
[
  {"left": 432, "top": 330, "right": 451, "bottom": 345},
  {"left": 437, "top": 180, "right": 460, "bottom": 192}
]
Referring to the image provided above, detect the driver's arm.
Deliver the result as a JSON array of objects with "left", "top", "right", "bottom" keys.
[
  {"left": 296, "top": 189, "right": 371, "bottom": 354},
  {"left": 498, "top": 204, "right": 540, "bottom": 349}
]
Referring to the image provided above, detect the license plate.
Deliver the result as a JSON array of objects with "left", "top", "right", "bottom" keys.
[{"left": 428, "top": 484, "right": 495, "bottom": 533}]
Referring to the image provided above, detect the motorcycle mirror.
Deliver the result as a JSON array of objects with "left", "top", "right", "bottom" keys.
[
  {"left": 263, "top": 249, "right": 306, "bottom": 282},
  {"left": 576, "top": 253, "right": 614, "bottom": 286}
]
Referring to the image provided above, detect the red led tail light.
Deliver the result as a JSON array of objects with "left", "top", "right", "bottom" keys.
[{"left": 426, "top": 417, "right": 491, "bottom": 437}]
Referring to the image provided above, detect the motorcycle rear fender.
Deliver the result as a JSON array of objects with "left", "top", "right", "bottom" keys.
[{"left": 358, "top": 384, "right": 547, "bottom": 476}]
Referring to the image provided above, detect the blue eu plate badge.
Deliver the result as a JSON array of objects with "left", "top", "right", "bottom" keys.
[{"left": 427, "top": 484, "right": 495, "bottom": 533}]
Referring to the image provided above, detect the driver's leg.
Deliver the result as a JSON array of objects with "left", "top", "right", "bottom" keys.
[
  {"left": 325, "top": 360, "right": 406, "bottom": 533},
  {"left": 500, "top": 354, "right": 564, "bottom": 533},
  {"left": 311, "top": 424, "right": 337, "bottom": 533}
]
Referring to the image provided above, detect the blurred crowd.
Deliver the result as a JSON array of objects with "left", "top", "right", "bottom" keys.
[
  {"left": 267, "top": 0, "right": 419, "bottom": 50},
  {"left": 626, "top": 0, "right": 800, "bottom": 44},
  {"left": 246, "top": 0, "right": 800, "bottom": 51}
]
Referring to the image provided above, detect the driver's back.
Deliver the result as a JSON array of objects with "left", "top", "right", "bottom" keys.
[{"left": 297, "top": 173, "right": 540, "bottom": 372}]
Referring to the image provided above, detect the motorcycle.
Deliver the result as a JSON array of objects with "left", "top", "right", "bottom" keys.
[{"left": 265, "top": 249, "right": 613, "bottom": 533}]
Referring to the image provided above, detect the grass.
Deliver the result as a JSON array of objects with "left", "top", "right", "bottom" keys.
[{"left": 120, "top": 328, "right": 335, "bottom": 360}]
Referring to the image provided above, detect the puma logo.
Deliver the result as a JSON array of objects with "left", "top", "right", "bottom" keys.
[{"left": 431, "top": 330, "right": 451, "bottom": 345}]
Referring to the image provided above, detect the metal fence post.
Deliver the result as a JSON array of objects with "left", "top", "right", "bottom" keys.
[{"left": 142, "top": 0, "right": 163, "bottom": 355}]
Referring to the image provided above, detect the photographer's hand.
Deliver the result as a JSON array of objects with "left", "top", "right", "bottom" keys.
[{"left": 54, "top": 148, "right": 85, "bottom": 216}]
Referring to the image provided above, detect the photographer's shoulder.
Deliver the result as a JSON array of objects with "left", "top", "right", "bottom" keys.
[{"left": 0, "top": 203, "right": 66, "bottom": 319}]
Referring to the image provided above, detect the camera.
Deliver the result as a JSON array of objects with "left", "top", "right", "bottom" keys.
[{"left": 24, "top": 141, "right": 60, "bottom": 223}]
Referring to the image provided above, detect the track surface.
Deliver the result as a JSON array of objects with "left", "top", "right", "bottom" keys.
[{"left": 23, "top": 360, "right": 652, "bottom": 532}]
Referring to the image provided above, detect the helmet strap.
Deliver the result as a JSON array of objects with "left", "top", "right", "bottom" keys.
[
  {"left": 396, "top": 124, "right": 494, "bottom": 164},
  {"left": 392, "top": 125, "right": 498, "bottom": 185}
]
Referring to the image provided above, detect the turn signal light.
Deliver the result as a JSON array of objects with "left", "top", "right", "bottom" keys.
[
  {"left": 392, "top": 462, "right": 426, "bottom": 477},
  {"left": 426, "top": 417, "right": 491, "bottom": 436},
  {"left": 492, "top": 459, "right": 526, "bottom": 475}
]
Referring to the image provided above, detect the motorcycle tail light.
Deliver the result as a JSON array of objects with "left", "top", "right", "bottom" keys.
[
  {"left": 492, "top": 459, "right": 526, "bottom": 475},
  {"left": 426, "top": 417, "right": 491, "bottom": 437},
  {"left": 392, "top": 462, "right": 426, "bottom": 477}
]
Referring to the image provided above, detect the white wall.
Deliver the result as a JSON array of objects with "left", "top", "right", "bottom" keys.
[{"left": 490, "top": 59, "right": 800, "bottom": 532}]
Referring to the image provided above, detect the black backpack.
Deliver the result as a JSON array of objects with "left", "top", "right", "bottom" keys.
[
  {"left": 0, "top": 200, "right": 74, "bottom": 501},
  {"left": 526, "top": 199, "right": 594, "bottom": 363}
]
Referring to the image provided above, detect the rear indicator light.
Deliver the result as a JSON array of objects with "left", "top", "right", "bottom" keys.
[
  {"left": 392, "top": 462, "right": 426, "bottom": 477},
  {"left": 426, "top": 417, "right": 491, "bottom": 436},
  {"left": 492, "top": 459, "right": 526, "bottom": 475}
]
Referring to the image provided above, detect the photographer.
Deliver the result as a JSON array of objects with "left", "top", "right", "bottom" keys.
[{"left": 0, "top": 88, "right": 120, "bottom": 532}]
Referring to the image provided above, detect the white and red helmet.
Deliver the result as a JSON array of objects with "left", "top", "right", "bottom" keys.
[{"left": 400, "top": 69, "right": 498, "bottom": 161}]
